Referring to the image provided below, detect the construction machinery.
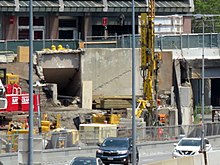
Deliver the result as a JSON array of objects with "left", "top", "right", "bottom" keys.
[
  {"left": 0, "top": 68, "right": 39, "bottom": 114},
  {"left": 4, "top": 113, "right": 62, "bottom": 152},
  {"left": 0, "top": 79, "right": 39, "bottom": 113},
  {"left": 41, "top": 113, "right": 61, "bottom": 133},
  {"left": 136, "top": 0, "right": 162, "bottom": 126},
  {"left": 92, "top": 113, "right": 121, "bottom": 124}
]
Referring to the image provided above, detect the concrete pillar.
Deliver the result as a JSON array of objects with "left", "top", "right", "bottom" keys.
[
  {"left": 183, "top": 16, "right": 192, "bottom": 33},
  {"left": 0, "top": 15, "right": 2, "bottom": 39},
  {"left": 47, "top": 83, "right": 61, "bottom": 106},
  {"left": 47, "top": 15, "right": 59, "bottom": 39},
  {"left": 4, "top": 15, "right": 17, "bottom": 40},
  {"left": 18, "top": 134, "right": 43, "bottom": 165},
  {"left": 82, "top": 81, "right": 92, "bottom": 109},
  {"left": 205, "top": 79, "right": 211, "bottom": 106},
  {"left": 84, "top": 14, "right": 92, "bottom": 40},
  {"left": 179, "top": 86, "right": 194, "bottom": 125}
]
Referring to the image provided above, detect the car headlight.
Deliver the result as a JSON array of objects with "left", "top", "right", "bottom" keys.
[
  {"left": 173, "top": 149, "right": 178, "bottom": 153},
  {"left": 96, "top": 149, "right": 103, "bottom": 154},
  {"left": 118, "top": 150, "right": 128, "bottom": 154}
]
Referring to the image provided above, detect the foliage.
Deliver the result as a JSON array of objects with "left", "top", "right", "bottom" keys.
[
  {"left": 193, "top": 0, "right": 220, "bottom": 33},
  {"left": 194, "top": 0, "right": 220, "bottom": 14}
]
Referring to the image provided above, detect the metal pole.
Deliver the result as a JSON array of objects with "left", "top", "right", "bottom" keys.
[
  {"left": 37, "top": 87, "right": 42, "bottom": 135},
  {"left": 28, "top": 0, "right": 34, "bottom": 164},
  {"left": 131, "top": 0, "right": 137, "bottom": 164},
  {"left": 201, "top": 17, "right": 205, "bottom": 152}
]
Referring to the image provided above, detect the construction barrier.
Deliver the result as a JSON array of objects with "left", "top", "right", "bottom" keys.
[{"left": 206, "top": 150, "right": 220, "bottom": 165}]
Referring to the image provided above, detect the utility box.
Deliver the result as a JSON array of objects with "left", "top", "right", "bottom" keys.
[{"left": 79, "top": 123, "right": 117, "bottom": 145}]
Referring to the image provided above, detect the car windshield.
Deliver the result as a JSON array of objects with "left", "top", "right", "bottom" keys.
[
  {"left": 71, "top": 158, "right": 97, "bottom": 165},
  {"left": 178, "top": 139, "right": 201, "bottom": 146},
  {"left": 102, "top": 139, "right": 129, "bottom": 148}
]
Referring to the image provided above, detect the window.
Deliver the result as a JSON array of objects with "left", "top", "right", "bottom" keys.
[
  {"left": 18, "top": 16, "right": 45, "bottom": 39},
  {"left": 34, "top": 30, "right": 43, "bottom": 40},
  {"left": 59, "top": 19, "right": 76, "bottom": 28},
  {"left": 59, "top": 30, "right": 74, "bottom": 39},
  {"left": 58, "top": 18, "right": 78, "bottom": 39},
  {"left": 18, "top": 17, "right": 44, "bottom": 26},
  {"left": 18, "top": 29, "right": 29, "bottom": 39},
  {"left": 19, "top": 17, "right": 29, "bottom": 26}
]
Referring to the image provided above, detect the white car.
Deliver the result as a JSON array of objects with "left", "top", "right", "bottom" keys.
[
  {"left": 172, "top": 137, "right": 212, "bottom": 158},
  {"left": 68, "top": 157, "right": 104, "bottom": 165}
]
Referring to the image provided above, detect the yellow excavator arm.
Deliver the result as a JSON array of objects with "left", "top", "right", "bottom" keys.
[{"left": 137, "top": 0, "right": 162, "bottom": 126}]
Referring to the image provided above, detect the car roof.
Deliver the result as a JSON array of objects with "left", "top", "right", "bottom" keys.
[
  {"left": 181, "top": 137, "right": 208, "bottom": 140},
  {"left": 181, "top": 137, "right": 202, "bottom": 140},
  {"left": 104, "top": 137, "right": 131, "bottom": 140},
  {"left": 73, "top": 157, "right": 97, "bottom": 160}
]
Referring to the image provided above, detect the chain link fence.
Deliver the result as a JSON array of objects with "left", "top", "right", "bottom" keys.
[{"left": 1, "top": 123, "right": 220, "bottom": 153}]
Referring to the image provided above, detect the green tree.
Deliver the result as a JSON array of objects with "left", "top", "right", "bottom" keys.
[{"left": 193, "top": 0, "right": 220, "bottom": 32}]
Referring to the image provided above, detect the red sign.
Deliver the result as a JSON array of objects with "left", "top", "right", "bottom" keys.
[
  {"left": 9, "top": 16, "right": 15, "bottom": 24},
  {"left": 102, "top": 17, "right": 108, "bottom": 26}
]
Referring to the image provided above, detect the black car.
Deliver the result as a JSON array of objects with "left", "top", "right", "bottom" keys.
[{"left": 96, "top": 137, "right": 139, "bottom": 165}]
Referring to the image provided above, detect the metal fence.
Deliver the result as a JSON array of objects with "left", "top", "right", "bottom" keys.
[
  {"left": 85, "top": 33, "right": 220, "bottom": 49},
  {"left": 0, "top": 39, "right": 79, "bottom": 54},
  {"left": 0, "top": 33, "right": 219, "bottom": 54},
  {"left": 1, "top": 123, "right": 220, "bottom": 154}
]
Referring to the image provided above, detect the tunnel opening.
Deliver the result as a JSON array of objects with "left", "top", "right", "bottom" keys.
[
  {"left": 211, "top": 78, "right": 220, "bottom": 107},
  {"left": 43, "top": 68, "right": 81, "bottom": 107}
]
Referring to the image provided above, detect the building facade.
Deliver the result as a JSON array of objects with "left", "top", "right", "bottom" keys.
[{"left": 0, "top": 0, "right": 194, "bottom": 41}]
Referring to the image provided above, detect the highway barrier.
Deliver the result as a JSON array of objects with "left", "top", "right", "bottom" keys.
[
  {"left": 146, "top": 154, "right": 205, "bottom": 165},
  {"left": 1, "top": 135, "right": 220, "bottom": 164},
  {"left": 207, "top": 150, "right": 220, "bottom": 165}
]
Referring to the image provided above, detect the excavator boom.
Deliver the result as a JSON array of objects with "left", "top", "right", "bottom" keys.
[{"left": 137, "top": 0, "right": 161, "bottom": 126}]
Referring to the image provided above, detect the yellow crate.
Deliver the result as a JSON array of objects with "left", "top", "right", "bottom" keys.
[
  {"left": 6, "top": 73, "right": 19, "bottom": 85},
  {"left": 17, "top": 46, "right": 29, "bottom": 62}
]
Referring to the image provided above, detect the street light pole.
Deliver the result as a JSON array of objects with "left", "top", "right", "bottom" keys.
[
  {"left": 194, "top": 14, "right": 205, "bottom": 152},
  {"left": 131, "top": 0, "right": 137, "bottom": 164},
  {"left": 201, "top": 16, "right": 205, "bottom": 152},
  {"left": 28, "top": 0, "right": 34, "bottom": 164}
]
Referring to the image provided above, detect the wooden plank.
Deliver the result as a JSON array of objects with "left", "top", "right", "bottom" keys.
[
  {"left": 93, "top": 95, "right": 132, "bottom": 100},
  {"left": 100, "top": 99, "right": 132, "bottom": 109}
]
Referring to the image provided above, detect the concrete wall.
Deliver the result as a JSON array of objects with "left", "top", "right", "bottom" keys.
[
  {"left": 207, "top": 150, "right": 220, "bottom": 165},
  {"left": 164, "top": 48, "right": 220, "bottom": 60},
  {"left": 81, "top": 48, "right": 173, "bottom": 96},
  {"left": 147, "top": 154, "right": 205, "bottom": 165},
  {"left": 81, "top": 48, "right": 141, "bottom": 96}
]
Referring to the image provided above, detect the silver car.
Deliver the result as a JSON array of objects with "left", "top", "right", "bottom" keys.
[{"left": 172, "top": 137, "right": 212, "bottom": 158}]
